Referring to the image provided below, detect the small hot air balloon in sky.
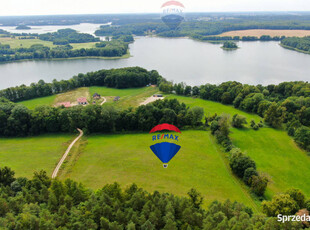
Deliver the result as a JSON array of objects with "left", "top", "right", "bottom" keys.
[
  {"left": 149, "top": 123, "right": 181, "bottom": 168},
  {"left": 161, "top": 1, "right": 185, "bottom": 30}
]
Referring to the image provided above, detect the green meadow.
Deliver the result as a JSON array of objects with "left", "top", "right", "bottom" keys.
[
  {"left": 0, "top": 134, "right": 73, "bottom": 178},
  {"left": 8, "top": 87, "right": 309, "bottom": 212},
  {"left": 61, "top": 130, "right": 259, "bottom": 210},
  {"left": 231, "top": 128, "right": 310, "bottom": 199},
  {"left": 166, "top": 95, "right": 262, "bottom": 124},
  {"left": 18, "top": 86, "right": 158, "bottom": 109},
  {"left": 89, "top": 86, "right": 159, "bottom": 108},
  {"left": 17, "top": 95, "right": 56, "bottom": 110},
  {"left": 0, "top": 37, "right": 97, "bottom": 49}
]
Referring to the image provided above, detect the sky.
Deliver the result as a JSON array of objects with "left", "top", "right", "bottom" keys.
[{"left": 0, "top": 0, "right": 309, "bottom": 16}]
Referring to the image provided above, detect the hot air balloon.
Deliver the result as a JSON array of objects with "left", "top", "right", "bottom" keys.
[
  {"left": 149, "top": 124, "right": 181, "bottom": 168},
  {"left": 161, "top": 1, "right": 185, "bottom": 30}
]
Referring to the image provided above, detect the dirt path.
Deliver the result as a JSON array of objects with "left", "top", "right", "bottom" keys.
[
  {"left": 52, "top": 128, "right": 83, "bottom": 178},
  {"left": 100, "top": 97, "right": 107, "bottom": 105},
  {"left": 140, "top": 96, "right": 164, "bottom": 106}
]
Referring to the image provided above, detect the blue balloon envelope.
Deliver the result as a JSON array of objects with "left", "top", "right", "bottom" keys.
[{"left": 150, "top": 142, "right": 181, "bottom": 165}]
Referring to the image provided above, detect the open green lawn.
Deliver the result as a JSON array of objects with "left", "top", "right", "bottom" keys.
[
  {"left": 18, "top": 87, "right": 159, "bottom": 109},
  {"left": 89, "top": 86, "right": 159, "bottom": 108},
  {"left": 17, "top": 95, "right": 56, "bottom": 110},
  {"left": 0, "top": 134, "right": 73, "bottom": 178},
  {"left": 231, "top": 128, "right": 310, "bottom": 199},
  {"left": 61, "top": 130, "right": 258, "bottom": 210},
  {"left": 0, "top": 37, "right": 55, "bottom": 48},
  {"left": 166, "top": 95, "right": 262, "bottom": 124},
  {"left": 0, "top": 37, "right": 97, "bottom": 50}
]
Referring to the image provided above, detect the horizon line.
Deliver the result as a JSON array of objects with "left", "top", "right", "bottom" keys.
[{"left": 0, "top": 10, "right": 310, "bottom": 18}]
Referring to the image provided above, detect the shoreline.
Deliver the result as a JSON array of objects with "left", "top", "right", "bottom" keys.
[
  {"left": 0, "top": 51, "right": 131, "bottom": 64},
  {"left": 279, "top": 44, "right": 310, "bottom": 55}
]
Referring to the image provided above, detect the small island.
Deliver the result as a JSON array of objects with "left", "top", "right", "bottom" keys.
[
  {"left": 221, "top": 41, "right": 239, "bottom": 50},
  {"left": 16, "top": 25, "right": 31, "bottom": 30}
]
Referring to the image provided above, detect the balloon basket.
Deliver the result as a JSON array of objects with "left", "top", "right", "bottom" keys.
[{"left": 163, "top": 164, "right": 168, "bottom": 168}]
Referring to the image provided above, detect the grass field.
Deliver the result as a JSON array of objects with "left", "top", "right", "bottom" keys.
[
  {"left": 61, "top": 130, "right": 259, "bottom": 210},
  {"left": 18, "top": 86, "right": 159, "bottom": 109},
  {"left": 89, "top": 86, "right": 159, "bottom": 108},
  {"left": 54, "top": 87, "right": 90, "bottom": 105},
  {"left": 231, "top": 128, "right": 310, "bottom": 199},
  {"left": 166, "top": 95, "right": 262, "bottom": 124},
  {"left": 0, "top": 134, "right": 73, "bottom": 178},
  {"left": 17, "top": 95, "right": 56, "bottom": 110},
  {"left": 0, "top": 37, "right": 97, "bottom": 49},
  {"left": 219, "top": 29, "right": 310, "bottom": 37}
]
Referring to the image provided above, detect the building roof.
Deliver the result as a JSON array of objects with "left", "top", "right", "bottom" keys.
[
  {"left": 93, "top": 93, "right": 100, "bottom": 97},
  {"left": 77, "top": 97, "right": 88, "bottom": 103}
]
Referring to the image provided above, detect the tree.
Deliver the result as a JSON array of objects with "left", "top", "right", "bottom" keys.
[
  {"left": 215, "top": 114, "right": 230, "bottom": 138},
  {"left": 286, "top": 188, "right": 305, "bottom": 209},
  {"left": 264, "top": 102, "right": 286, "bottom": 128},
  {"left": 250, "top": 175, "right": 268, "bottom": 196},
  {"left": 187, "top": 189, "right": 203, "bottom": 209},
  {"left": 163, "top": 219, "right": 177, "bottom": 230},
  {"left": 229, "top": 151, "right": 256, "bottom": 178},
  {"left": 262, "top": 194, "right": 299, "bottom": 217},
  {"left": 141, "top": 220, "right": 155, "bottom": 230},
  {"left": 243, "top": 167, "right": 258, "bottom": 185},
  {"left": 0, "top": 167, "right": 15, "bottom": 186},
  {"left": 232, "top": 114, "right": 247, "bottom": 128},
  {"left": 186, "top": 106, "right": 204, "bottom": 126},
  {"left": 222, "top": 41, "right": 238, "bottom": 49},
  {"left": 294, "top": 126, "right": 310, "bottom": 151},
  {"left": 126, "top": 222, "right": 136, "bottom": 230}
]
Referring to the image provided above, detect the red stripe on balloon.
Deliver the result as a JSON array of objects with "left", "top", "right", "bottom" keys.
[
  {"left": 149, "top": 123, "right": 181, "bottom": 134},
  {"left": 161, "top": 1, "right": 185, "bottom": 8}
]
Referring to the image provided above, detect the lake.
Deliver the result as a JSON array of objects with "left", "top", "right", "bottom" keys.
[
  {"left": 0, "top": 23, "right": 107, "bottom": 36},
  {"left": 0, "top": 36, "right": 310, "bottom": 89}
]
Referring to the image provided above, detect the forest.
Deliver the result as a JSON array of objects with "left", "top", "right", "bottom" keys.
[
  {"left": 94, "top": 18, "right": 310, "bottom": 38},
  {"left": 0, "top": 38, "right": 129, "bottom": 63},
  {"left": 0, "top": 12, "right": 310, "bottom": 27},
  {"left": 0, "top": 97, "right": 205, "bottom": 136},
  {"left": 281, "top": 36, "right": 310, "bottom": 53},
  {"left": 0, "top": 67, "right": 162, "bottom": 101},
  {"left": 159, "top": 81, "right": 310, "bottom": 152},
  {"left": 0, "top": 167, "right": 305, "bottom": 229},
  {"left": 38, "top": 29, "right": 100, "bottom": 44}
]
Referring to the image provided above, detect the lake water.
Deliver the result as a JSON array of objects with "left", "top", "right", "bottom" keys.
[
  {"left": 0, "top": 23, "right": 107, "bottom": 36},
  {"left": 0, "top": 36, "right": 310, "bottom": 89}
]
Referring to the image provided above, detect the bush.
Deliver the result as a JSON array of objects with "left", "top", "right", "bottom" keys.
[
  {"left": 286, "top": 188, "right": 305, "bottom": 209},
  {"left": 243, "top": 167, "right": 258, "bottom": 185},
  {"left": 250, "top": 175, "right": 268, "bottom": 196},
  {"left": 229, "top": 151, "right": 256, "bottom": 178},
  {"left": 232, "top": 114, "right": 247, "bottom": 128},
  {"left": 262, "top": 194, "right": 299, "bottom": 216}
]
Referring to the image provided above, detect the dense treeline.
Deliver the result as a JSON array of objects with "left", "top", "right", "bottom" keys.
[
  {"left": 0, "top": 167, "right": 304, "bottom": 229},
  {"left": 0, "top": 67, "right": 162, "bottom": 102},
  {"left": 0, "top": 39, "right": 128, "bottom": 63},
  {"left": 38, "top": 28, "right": 99, "bottom": 44},
  {"left": 281, "top": 36, "right": 310, "bottom": 53},
  {"left": 192, "top": 34, "right": 285, "bottom": 42},
  {"left": 0, "top": 98, "right": 204, "bottom": 136},
  {"left": 160, "top": 81, "right": 310, "bottom": 151},
  {"left": 94, "top": 19, "right": 310, "bottom": 38}
]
